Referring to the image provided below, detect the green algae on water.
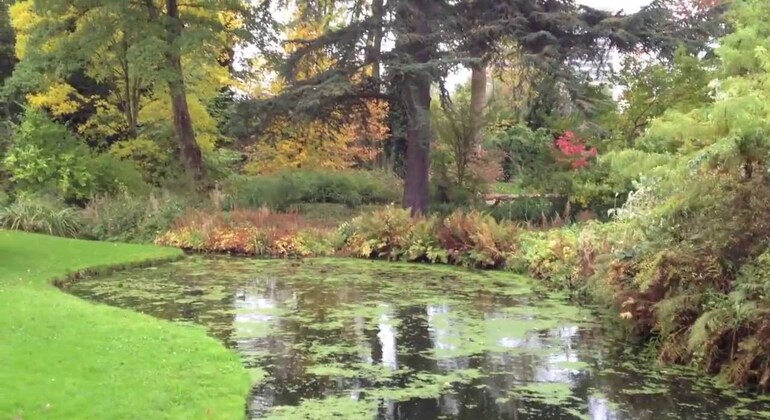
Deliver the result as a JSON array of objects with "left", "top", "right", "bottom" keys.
[{"left": 64, "top": 256, "right": 770, "bottom": 420}]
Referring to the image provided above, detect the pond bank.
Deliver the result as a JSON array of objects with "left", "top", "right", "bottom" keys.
[
  {"left": 153, "top": 204, "right": 770, "bottom": 392},
  {"left": 0, "top": 231, "right": 250, "bottom": 419}
]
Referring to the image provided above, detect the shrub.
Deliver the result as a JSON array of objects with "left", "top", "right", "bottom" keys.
[
  {"left": 3, "top": 110, "right": 147, "bottom": 201},
  {"left": 109, "top": 137, "right": 172, "bottom": 184},
  {"left": 512, "top": 229, "right": 581, "bottom": 289},
  {"left": 289, "top": 203, "right": 385, "bottom": 228},
  {"left": 221, "top": 170, "right": 401, "bottom": 211},
  {"left": 345, "top": 207, "right": 517, "bottom": 268},
  {"left": 437, "top": 211, "right": 518, "bottom": 268},
  {"left": 80, "top": 192, "right": 189, "bottom": 243},
  {"left": 293, "top": 228, "right": 338, "bottom": 257},
  {"left": 486, "top": 124, "right": 553, "bottom": 182},
  {"left": 405, "top": 216, "right": 447, "bottom": 263},
  {"left": 0, "top": 196, "right": 81, "bottom": 237},
  {"left": 346, "top": 205, "right": 414, "bottom": 260},
  {"left": 570, "top": 150, "right": 674, "bottom": 218},
  {"left": 155, "top": 208, "right": 329, "bottom": 256}
]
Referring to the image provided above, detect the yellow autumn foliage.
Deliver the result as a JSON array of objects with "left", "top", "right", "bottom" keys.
[
  {"left": 8, "top": 0, "right": 37, "bottom": 58},
  {"left": 140, "top": 92, "right": 220, "bottom": 152},
  {"left": 244, "top": 1, "right": 389, "bottom": 174},
  {"left": 26, "top": 83, "right": 85, "bottom": 117},
  {"left": 245, "top": 100, "right": 389, "bottom": 174},
  {"left": 10, "top": 0, "right": 233, "bottom": 155}
]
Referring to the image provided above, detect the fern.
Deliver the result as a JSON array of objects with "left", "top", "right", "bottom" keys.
[{"left": 688, "top": 308, "right": 731, "bottom": 352}]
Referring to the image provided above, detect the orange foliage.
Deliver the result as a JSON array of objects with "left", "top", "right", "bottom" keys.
[
  {"left": 244, "top": 2, "right": 389, "bottom": 174},
  {"left": 155, "top": 208, "right": 330, "bottom": 256},
  {"left": 245, "top": 99, "right": 389, "bottom": 174}
]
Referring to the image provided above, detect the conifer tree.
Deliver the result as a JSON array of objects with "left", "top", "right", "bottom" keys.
[{"left": 252, "top": 0, "right": 722, "bottom": 214}]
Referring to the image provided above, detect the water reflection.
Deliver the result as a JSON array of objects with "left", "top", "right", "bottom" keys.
[
  {"left": 63, "top": 257, "right": 770, "bottom": 420},
  {"left": 379, "top": 308, "right": 398, "bottom": 370}
]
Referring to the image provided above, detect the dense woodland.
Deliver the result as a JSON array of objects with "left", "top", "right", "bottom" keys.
[{"left": 6, "top": 0, "right": 770, "bottom": 391}]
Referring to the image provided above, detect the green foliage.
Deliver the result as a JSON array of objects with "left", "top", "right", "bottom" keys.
[
  {"left": 109, "top": 137, "right": 173, "bottom": 185},
  {"left": 436, "top": 211, "right": 518, "bottom": 268},
  {"left": 3, "top": 110, "right": 146, "bottom": 200},
  {"left": 510, "top": 228, "right": 581, "bottom": 289},
  {"left": 81, "top": 192, "right": 190, "bottom": 243},
  {"left": 203, "top": 148, "right": 243, "bottom": 182},
  {"left": 0, "top": 0, "right": 14, "bottom": 86},
  {"left": 345, "top": 206, "right": 517, "bottom": 268},
  {"left": 487, "top": 196, "right": 568, "bottom": 224},
  {"left": 0, "top": 195, "right": 81, "bottom": 237},
  {"left": 570, "top": 150, "right": 674, "bottom": 217},
  {"left": 291, "top": 203, "right": 385, "bottom": 227},
  {"left": 612, "top": 48, "right": 713, "bottom": 146},
  {"left": 346, "top": 205, "right": 416, "bottom": 260},
  {"left": 430, "top": 87, "right": 498, "bottom": 205},
  {"left": 486, "top": 124, "right": 553, "bottom": 183},
  {"left": 221, "top": 170, "right": 401, "bottom": 211}
]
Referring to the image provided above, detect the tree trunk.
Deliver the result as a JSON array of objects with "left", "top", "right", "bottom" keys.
[
  {"left": 402, "top": 77, "right": 432, "bottom": 215},
  {"left": 369, "top": 0, "right": 384, "bottom": 82},
  {"left": 398, "top": 0, "right": 433, "bottom": 215},
  {"left": 165, "top": 0, "right": 204, "bottom": 180},
  {"left": 470, "top": 61, "right": 488, "bottom": 145}
]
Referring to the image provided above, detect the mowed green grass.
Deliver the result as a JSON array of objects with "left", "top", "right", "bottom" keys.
[{"left": 0, "top": 231, "right": 250, "bottom": 419}]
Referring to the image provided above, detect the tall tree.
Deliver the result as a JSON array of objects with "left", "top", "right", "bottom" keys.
[
  {"left": 7, "top": 0, "right": 268, "bottom": 180},
  {"left": 150, "top": 0, "right": 204, "bottom": 179},
  {"left": 396, "top": 0, "right": 436, "bottom": 214},
  {"left": 253, "top": 0, "right": 710, "bottom": 214}
]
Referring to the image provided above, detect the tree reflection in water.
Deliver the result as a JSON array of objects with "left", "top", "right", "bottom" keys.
[{"left": 64, "top": 257, "right": 768, "bottom": 420}]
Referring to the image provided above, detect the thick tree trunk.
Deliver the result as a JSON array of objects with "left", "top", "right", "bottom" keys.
[
  {"left": 399, "top": 0, "right": 433, "bottom": 215},
  {"left": 469, "top": 61, "right": 487, "bottom": 144},
  {"left": 165, "top": 0, "right": 204, "bottom": 180},
  {"left": 402, "top": 77, "right": 432, "bottom": 215}
]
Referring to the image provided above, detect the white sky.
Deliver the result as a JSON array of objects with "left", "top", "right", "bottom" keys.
[
  {"left": 582, "top": 0, "right": 650, "bottom": 13},
  {"left": 448, "top": 0, "right": 654, "bottom": 87}
]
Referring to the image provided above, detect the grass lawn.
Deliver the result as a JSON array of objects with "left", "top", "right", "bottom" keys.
[{"left": 0, "top": 231, "right": 250, "bottom": 420}]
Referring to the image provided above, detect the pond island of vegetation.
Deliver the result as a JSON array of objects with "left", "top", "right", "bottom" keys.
[{"left": 2, "top": 0, "right": 770, "bottom": 418}]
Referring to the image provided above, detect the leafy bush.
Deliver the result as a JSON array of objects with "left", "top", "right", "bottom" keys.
[
  {"left": 346, "top": 206, "right": 416, "bottom": 260},
  {"left": 203, "top": 148, "right": 243, "bottom": 182},
  {"left": 437, "top": 211, "right": 518, "bottom": 268},
  {"left": 155, "top": 208, "right": 329, "bottom": 257},
  {"left": 109, "top": 137, "right": 172, "bottom": 184},
  {"left": 3, "top": 110, "right": 147, "bottom": 201},
  {"left": 430, "top": 90, "right": 501, "bottom": 206},
  {"left": 569, "top": 150, "right": 674, "bottom": 218},
  {"left": 345, "top": 206, "right": 517, "bottom": 268},
  {"left": 221, "top": 170, "right": 401, "bottom": 211},
  {"left": 0, "top": 196, "right": 81, "bottom": 237},
  {"left": 486, "top": 124, "right": 553, "bottom": 182}
]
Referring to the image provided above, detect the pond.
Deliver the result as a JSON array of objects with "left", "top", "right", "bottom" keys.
[{"left": 62, "top": 257, "right": 770, "bottom": 419}]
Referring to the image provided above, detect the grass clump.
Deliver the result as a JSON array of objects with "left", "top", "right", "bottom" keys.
[
  {"left": 0, "top": 231, "right": 250, "bottom": 419},
  {"left": 0, "top": 196, "right": 82, "bottom": 237},
  {"left": 80, "top": 192, "right": 189, "bottom": 242}
]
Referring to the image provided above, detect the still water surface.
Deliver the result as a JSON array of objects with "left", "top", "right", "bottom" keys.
[{"left": 63, "top": 257, "right": 770, "bottom": 419}]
